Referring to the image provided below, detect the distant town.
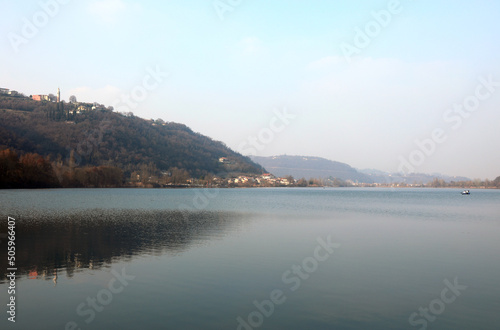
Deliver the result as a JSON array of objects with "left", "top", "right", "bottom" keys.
[{"left": 134, "top": 157, "right": 500, "bottom": 189}]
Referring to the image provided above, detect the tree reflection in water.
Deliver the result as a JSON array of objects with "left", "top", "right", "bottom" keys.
[{"left": 0, "top": 209, "right": 244, "bottom": 283}]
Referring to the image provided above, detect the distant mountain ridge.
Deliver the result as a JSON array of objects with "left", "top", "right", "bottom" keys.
[
  {"left": 250, "top": 155, "right": 372, "bottom": 182},
  {"left": 250, "top": 155, "right": 472, "bottom": 184}
]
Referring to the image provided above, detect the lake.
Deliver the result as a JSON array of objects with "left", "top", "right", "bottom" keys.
[{"left": 0, "top": 188, "right": 499, "bottom": 329}]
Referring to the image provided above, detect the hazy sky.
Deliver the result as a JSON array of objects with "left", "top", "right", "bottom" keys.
[{"left": 2, "top": 0, "right": 499, "bottom": 179}]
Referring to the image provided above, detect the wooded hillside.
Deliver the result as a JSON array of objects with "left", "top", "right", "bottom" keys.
[{"left": 0, "top": 95, "right": 263, "bottom": 187}]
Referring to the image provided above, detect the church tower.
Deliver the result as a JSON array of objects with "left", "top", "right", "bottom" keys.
[{"left": 57, "top": 88, "right": 60, "bottom": 102}]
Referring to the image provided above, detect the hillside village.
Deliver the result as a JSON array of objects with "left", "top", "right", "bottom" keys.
[{"left": 0, "top": 87, "right": 112, "bottom": 115}]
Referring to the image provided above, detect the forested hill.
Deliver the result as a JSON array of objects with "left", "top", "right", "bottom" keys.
[{"left": 0, "top": 95, "right": 263, "bottom": 180}]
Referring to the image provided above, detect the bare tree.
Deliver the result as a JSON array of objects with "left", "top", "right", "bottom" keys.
[{"left": 69, "top": 95, "right": 77, "bottom": 103}]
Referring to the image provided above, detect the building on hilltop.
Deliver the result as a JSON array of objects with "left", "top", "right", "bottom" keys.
[
  {"left": 32, "top": 88, "right": 60, "bottom": 102},
  {"left": 76, "top": 105, "right": 90, "bottom": 113},
  {"left": 0, "top": 88, "right": 9, "bottom": 94},
  {"left": 32, "top": 94, "right": 50, "bottom": 101},
  {"left": 92, "top": 102, "right": 106, "bottom": 111}
]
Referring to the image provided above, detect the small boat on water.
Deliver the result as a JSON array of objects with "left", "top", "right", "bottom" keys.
[{"left": 461, "top": 190, "right": 470, "bottom": 195}]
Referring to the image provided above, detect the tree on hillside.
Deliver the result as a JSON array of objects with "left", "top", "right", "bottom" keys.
[
  {"left": 429, "top": 178, "right": 446, "bottom": 188},
  {"left": 73, "top": 166, "right": 123, "bottom": 188},
  {"left": 69, "top": 95, "right": 77, "bottom": 103},
  {"left": 19, "top": 153, "right": 59, "bottom": 188},
  {"left": 0, "top": 149, "right": 60, "bottom": 188},
  {"left": 0, "top": 149, "right": 20, "bottom": 188},
  {"left": 297, "top": 178, "right": 308, "bottom": 187},
  {"left": 167, "top": 167, "right": 190, "bottom": 184}
]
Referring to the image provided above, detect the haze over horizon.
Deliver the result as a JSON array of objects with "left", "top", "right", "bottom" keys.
[{"left": 2, "top": 0, "right": 499, "bottom": 179}]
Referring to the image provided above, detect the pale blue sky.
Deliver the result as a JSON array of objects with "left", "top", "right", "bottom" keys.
[{"left": 1, "top": 0, "right": 500, "bottom": 179}]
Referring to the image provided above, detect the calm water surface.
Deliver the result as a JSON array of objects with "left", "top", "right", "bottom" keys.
[{"left": 0, "top": 188, "right": 499, "bottom": 329}]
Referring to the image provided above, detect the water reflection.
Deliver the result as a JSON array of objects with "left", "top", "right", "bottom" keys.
[{"left": 0, "top": 209, "right": 243, "bottom": 283}]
